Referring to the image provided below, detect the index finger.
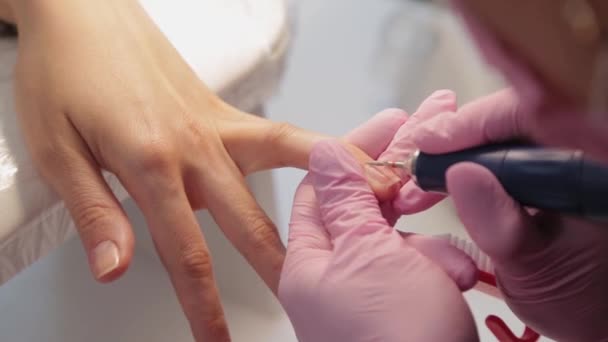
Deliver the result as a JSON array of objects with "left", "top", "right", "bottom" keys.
[{"left": 221, "top": 110, "right": 408, "bottom": 201}]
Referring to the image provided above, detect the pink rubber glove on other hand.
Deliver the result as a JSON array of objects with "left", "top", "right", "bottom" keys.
[
  {"left": 278, "top": 139, "right": 478, "bottom": 342},
  {"left": 409, "top": 89, "right": 608, "bottom": 342}
]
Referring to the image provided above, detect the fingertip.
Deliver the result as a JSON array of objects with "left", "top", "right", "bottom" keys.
[
  {"left": 363, "top": 163, "right": 401, "bottom": 201},
  {"left": 458, "top": 260, "right": 480, "bottom": 291},
  {"left": 412, "top": 112, "right": 459, "bottom": 153},
  {"left": 434, "top": 250, "right": 479, "bottom": 292},
  {"left": 369, "top": 177, "right": 401, "bottom": 203},
  {"left": 94, "top": 253, "right": 131, "bottom": 283},
  {"left": 77, "top": 209, "right": 136, "bottom": 283},
  {"left": 375, "top": 108, "right": 409, "bottom": 121},
  {"left": 407, "top": 235, "right": 479, "bottom": 291},
  {"left": 411, "top": 125, "right": 435, "bottom": 151},
  {"left": 89, "top": 224, "right": 135, "bottom": 283},
  {"left": 418, "top": 89, "right": 458, "bottom": 113},
  {"left": 430, "top": 89, "right": 457, "bottom": 104}
]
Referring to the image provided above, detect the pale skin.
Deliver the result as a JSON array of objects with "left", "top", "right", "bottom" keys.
[{"left": 0, "top": 1, "right": 400, "bottom": 341}]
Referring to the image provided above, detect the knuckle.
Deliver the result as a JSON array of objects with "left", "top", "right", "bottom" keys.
[
  {"left": 246, "top": 212, "right": 281, "bottom": 255},
  {"left": 203, "top": 315, "right": 230, "bottom": 341},
  {"left": 267, "top": 122, "right": 297, "bottom": 146},
  {"left": 72, "top": 201, "right": 113, "bottom": 237},
  {"left": 131, "top": 139, "right": 175, "bottom": 175},
  {"left": 179, "top": 245, "right": 214, "bottom": 280},
  {"left": 183, "top": 119, "right": 215, "bottom": 150},
  {"left": 256, "top": 122, "right": 298, "bottom": 169},
  {"left": 180, "top": 119, "right": 225, "bottom": 164},
  {"left": 30, "top": 142, "right": 70, "bottom": 173}
]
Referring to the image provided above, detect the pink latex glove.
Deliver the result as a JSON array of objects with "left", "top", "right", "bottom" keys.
[
  {"left": 279, "top": 99, "right": 482, "bottom": 341},
  {"left": 408, "top": 89, "right": 608, "bottom": 342},
  {"left": 278, "top": 140, "right": 478, "bottom": 342},
  {"left": 373, "top": 90, "right": 479, "bottom": 291}
]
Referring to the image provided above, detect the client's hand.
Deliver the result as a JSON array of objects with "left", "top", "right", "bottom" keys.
[{"left": 7, "top": 0, "right": 395, "bottom": 340}]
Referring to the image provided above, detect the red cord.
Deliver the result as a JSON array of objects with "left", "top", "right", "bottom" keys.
[
  {"left": 479, "top": 270, "right": 497, "bottom": 287},
  {"left": 486, "top": 316, "right": 540, "bottom": 342},
  {"left": 478, "top": 272, "right": 540, "bottom": 342}
]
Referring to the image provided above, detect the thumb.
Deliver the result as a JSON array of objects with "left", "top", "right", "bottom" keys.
[
  {"left": 406, "top": 234, "right": 479, "bottom": 291},
  {"left": 446, "top": 162, "right": 541, "bottom": 265},
  {"left": 310, "top": 140, "right": 390, "bottom": 244}
]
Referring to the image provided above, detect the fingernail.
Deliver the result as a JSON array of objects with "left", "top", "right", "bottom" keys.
[
  {"left": 365, "top": 165, "right": 402, "bottom": 187},
  {"left": 91, "top": 241, "right": 119, "bottom": 279}
]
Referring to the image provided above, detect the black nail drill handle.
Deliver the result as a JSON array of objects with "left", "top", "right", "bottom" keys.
[{"left": 413, "top": 143, "right": 608, "bottom": 219}]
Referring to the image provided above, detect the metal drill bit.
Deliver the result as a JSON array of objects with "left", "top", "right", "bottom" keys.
[{"left": 366, "top": 161, "right": 408, "bottom": 168}]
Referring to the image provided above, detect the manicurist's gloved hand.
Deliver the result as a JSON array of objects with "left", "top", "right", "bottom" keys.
[
  {"left": 409, "top": 89, "right": 608, "bottom": 342},
  {"left": 278, "top": 106, "right": 479, "bottom": 342},
  {"left": 365, "top": 90, "right": 481, "bottom": 291}
]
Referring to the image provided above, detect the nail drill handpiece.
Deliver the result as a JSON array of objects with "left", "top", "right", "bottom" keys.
[{"left": 368, "top": 142, "right": 608, "bottom": 219}]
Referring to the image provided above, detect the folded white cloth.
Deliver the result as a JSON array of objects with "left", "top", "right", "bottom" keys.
[{"left": 0, "top": 0, "right": 288, "bottom": 284}]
